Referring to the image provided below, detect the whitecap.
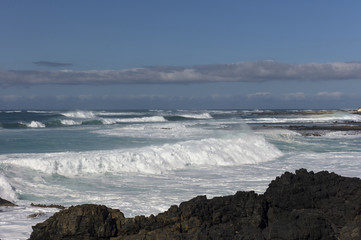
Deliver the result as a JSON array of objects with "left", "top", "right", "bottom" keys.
[
  {"left": 107, "top": 116, "right": 167, "bottom": 123},
  {"left": 60, "top": 120, "right": 81, "bottom": 126},
  {"left": 61, "top": 111, "right": 96, "bottom": 119},
  {"left": 25, "top": 121, "right": 46, "bottom": 128},
  {"left": 0, "top": 173, "right": 17, "bottom": 202},
  {"left": 178, "top": 113, "right": 213, "bottom": 119},
  {"left": 1, "top": 133, "right": 282, "bottom": 176}
]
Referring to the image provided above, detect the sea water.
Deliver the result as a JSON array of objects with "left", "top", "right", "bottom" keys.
[{"left": 1, "top": 109, "right": 361, "bottom": 239}]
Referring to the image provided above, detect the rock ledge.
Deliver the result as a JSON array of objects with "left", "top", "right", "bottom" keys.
[{"left": 29, "top": 169, "right": 361, "bottom": 240}]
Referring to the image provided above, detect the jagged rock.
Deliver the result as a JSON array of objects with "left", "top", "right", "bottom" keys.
[
  {"left": 29, "top": 204, "right": 125, "bottom": 240},
  {"left": 263, "top": 169, "right": 361, "bottom": 239},
  {"left": 0, "top": 197, "right": 16, "bottom": 206},
  {"left": 30, "top": 169, "right": 361, "bottom": 240}
]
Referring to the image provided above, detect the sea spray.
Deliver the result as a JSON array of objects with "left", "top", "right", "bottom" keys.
[
  {"left": 0, "top": 173, "right": 17, "bottom": 202},
  {"left": 2, "top": 109, "right": 361, "bottom": 240},
  {"left": 1, "top": 133, "right": 282, "bottom": 176},
  {"left": 61, "top": 111, "right": 96, "bottom": 119}
]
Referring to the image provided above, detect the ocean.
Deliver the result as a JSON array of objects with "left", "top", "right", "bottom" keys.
[{"left": 1, "top": 109, "right": 361, "bottom": 239}]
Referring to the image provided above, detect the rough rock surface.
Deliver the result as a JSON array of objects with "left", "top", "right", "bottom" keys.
[
  {"left": 30, "top": 169, "right": 361, "bottom": 240},
  {"left": 30, "top": 204, "right": 125, "bottom": 240},
  {"left": 0, "top": 197, "right": 16, "bottom": 206}
]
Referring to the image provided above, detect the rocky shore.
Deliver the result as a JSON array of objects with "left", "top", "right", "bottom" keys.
[
  {"left": 0, "top": 197, "right": 16, "bottom": 207},
  {"left": 18, "top": 169, "right": 359, "bottom": 240}
]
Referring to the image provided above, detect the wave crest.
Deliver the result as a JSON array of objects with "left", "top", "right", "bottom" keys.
[
  {"left": 61, "top": 111, "right": 96, "bottom": 119},
  {"left": 25, "top": 121, "right": 46, "bottom": 128},
  {"left": 0, "top": 174, "right": 17, "bottom": 202},
  {"left": 1, "top": 133, "right": 282, "bottom": 176}
]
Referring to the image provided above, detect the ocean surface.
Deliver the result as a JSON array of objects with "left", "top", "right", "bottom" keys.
[{"left": 1, "top": 109, "right": 361, "bottom": 239}]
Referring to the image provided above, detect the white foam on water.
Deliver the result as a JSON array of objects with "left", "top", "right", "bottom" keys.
[
  {"left": 0, "top": 173, "right": 17, "bottom": 202},
  {"left": 177, "top": 113, "right": 213, "bottom": 119},
  {"left": 60, "top": 120, "right": 81, "bottom": 126},
  {"left": 1, "top": 133, "right": 282, "bottom": 176},
  {"left": 120, "top": 116, "right": 167, "bottom": 123},
  {"left": 322, "top": 131, "right": 361, "bottom": 139},
  {"left": 210, "top": 110, "right": 238, "bottom": 114},
  {"left": 274, "top": 151, "right": 361, "bottom": 178},
  {"left": 245, "top": 112, "right": 361, "bottom": 124},
  {"left": 61, "top": 111, "right": 96, "bottom": 119},
  {"left": 25, "top": 121, "right": 46, "bottom": 128},
  {"left": 97, "top": 111, "right": 144, "bottom": 116},
  {"left": 4, "top": 110, "right": 22, "bottom": 113},
  {"left": 102, "top": 116, "right": 167, "bottom": 124},
  {"left": 94, "top": 122, "right": 208, "bottom": 139},
  {"left": 26, "top": 110, "right": 52, "bottom": 114},
  {"left": 60, "top": 112, "right": 167, "bottom": 125},
  {"left": 100, "top": 118, "right": 118, "bottom": 125},
  {"left": 0, "top": 205, "right": 58, "bottom": 240},
  {"left": 1, "top": 150, "right": 361, "bottom": 240}
]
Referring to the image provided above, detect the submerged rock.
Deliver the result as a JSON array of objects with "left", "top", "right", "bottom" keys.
[
  {"left": 30, "top": 169, "right": 361, "bottom": 240},
  {"left": 30, "top": 203, "right": 66, "bottom": 210}
]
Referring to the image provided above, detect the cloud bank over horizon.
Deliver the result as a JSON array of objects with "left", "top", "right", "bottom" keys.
[
  {"left": 33, "top": 61, "right": 74, "bottom": 68},
  {"left": 2, "top": 61, "right": 361, "bottom": 86},
  {"left": 1, "top": 90, "right": 359, "bottom": 110}
]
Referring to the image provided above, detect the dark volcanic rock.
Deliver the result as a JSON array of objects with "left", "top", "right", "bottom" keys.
[
  {"left": 263, "top": 169, "right": 361, "bottom": 239},
  {"left": 114, "top": 191, "right": 267, "bottom": 239},
  {"left": 0, "top": 197, "right": 16, "bottom": 206},
  {"left": 29, "top": 204, "right": 125, "bottom": 240},
  {"left": 30, "top": 169, "right": 361, "bottom": 240}
]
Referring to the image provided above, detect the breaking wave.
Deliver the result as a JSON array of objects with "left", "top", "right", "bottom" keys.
[
  {"left": 176, "top": 113, "right": 213, "bottom": 119},
  {"left": 1, "top": 133, "right": 282, "bottom": 176},
  {"left": 61, "top": 111, "right": 96, "bottom": 119},
  {"left": 0, "top": 173, "right": 17, "bottom": 202},
  {"left": 24, "top": 121, "right": 46, "bottom": 128}
]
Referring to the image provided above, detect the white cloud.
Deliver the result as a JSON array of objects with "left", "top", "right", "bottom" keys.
[
  {"left": 78, "top": 94, "right": 93, "bottom": 100},
  {"left": 247, "top": 92, "right": 271, "bottom": 99},
  {"left": 282, "top": 92, "right": 306, "bottom": 100},
  {"left": 0, "top": 94, "right": 20, "bottom": 101},
  {"left": 2, "top": 61, "right": 361, "bottom": 86},
  {"left": 314, "top": 91, "right": 343, "bottom": 99},
  {"left": 56, "top": 95, "right": 68, "bottom": 100}
]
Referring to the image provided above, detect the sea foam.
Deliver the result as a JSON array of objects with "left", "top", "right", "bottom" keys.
[
  {"left": 1, "top": 133, "right": 282, "bottom": 176},
  {"left": 25, "top": 121, "right": 46, "bottom": 128},
  {"left": 177, "top": 113, "right": 213, "bottom": 119},
  {"left": 0, "top": 174, "right": 17, "bottom": 202},
  {"left": 246, "top": 112, "right": 361, "bottom": 124},
  {"left": 61, "top": 111, "right": 96, "bottom": 119}
]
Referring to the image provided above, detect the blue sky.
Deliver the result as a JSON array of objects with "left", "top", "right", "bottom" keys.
[{"left": 1, "top": 0, "right": 361, "bottom": 109}]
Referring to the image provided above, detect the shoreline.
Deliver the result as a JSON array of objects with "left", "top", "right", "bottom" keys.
[{"left": 4, "top": 169, "right": 361, "bottom": 239}]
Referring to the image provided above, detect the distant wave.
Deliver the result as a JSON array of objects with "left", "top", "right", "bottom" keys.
[
  {"left": 60, "top": 120, "right": 82, "bottom": 126},
  {"left": 1, "top": 133, "right": 282, "bottom": 176},
  {"left": 61, "top": 111, "right": 96, "bottom": 119},
  {"left": 60, "top": 111, "right": 167, "bottom": 124},
  {"left": 93, "top": 122, "right": 208, "bottom": 139},
  {"left": 245, "top": 112, "right": 361, "bottom": 124},
  {"left": 2, "top": 110, "right": 22, "bottom": 113},
  {"left": 107, "top": 116, "right": 167, "bottom": 123},
  {"left": 26, "top": 110, "right": 53, "bottom": 114},
  {"left": 0, "top": 116, "right": 168, "bottom": 129},
  {"left": 96, "top": 111, "right": 145, "bottom": 117},
  {"left": 176, "top": 113, "right": 213, "bottom": 119},
  {"left": 24, "top": 121, "right": 46, "bottom": 128},
  {"left": 95, "top": 116, "right": 168, "bottom": 125}
]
